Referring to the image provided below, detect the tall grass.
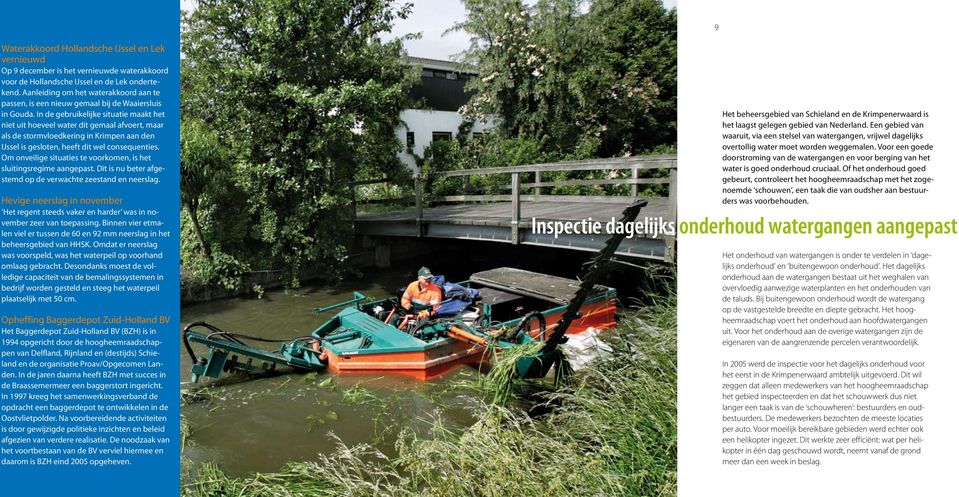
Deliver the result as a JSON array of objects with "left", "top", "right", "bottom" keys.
[
  {"left": 557, "top": 299, "right": 677, "bottom": 495},
  {"left": 185, "top": 443, "right": 409, "bottom": 497},
  {"left": 182, "top": 299, "right": 677, "bottom": 497}
]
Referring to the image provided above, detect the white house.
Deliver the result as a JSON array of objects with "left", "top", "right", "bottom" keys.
[{"left": 396, "top": 56, "right": 496, "bottom": 171}]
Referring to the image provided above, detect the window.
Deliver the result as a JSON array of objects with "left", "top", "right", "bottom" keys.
[
  {"left": 406, "top": 131, "right": 415, "bottom": 148},
  {"left": 421, "top": 69, "right": 434, "bottom": 78},
  {"left": 432, "top": 131, "right": 452, "bottom": 142},
  {"left": 446, "top": 72, "right": 457, "bottom": 80}
]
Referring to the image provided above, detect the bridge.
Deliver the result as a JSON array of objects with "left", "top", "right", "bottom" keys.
[{"left": 351, "top": 155, "right": 677, "bottom": 265}]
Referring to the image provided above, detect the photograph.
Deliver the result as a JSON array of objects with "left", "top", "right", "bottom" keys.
[{"left": 177, "top": 0, "right": 678, "bottom": 496}]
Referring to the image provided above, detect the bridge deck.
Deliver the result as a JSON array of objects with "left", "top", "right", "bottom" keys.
[
  {"left": 358, "top": 198, "right": 666, "bottom": 225},
  {"left": 355, "top": 198, "right": 671, "bottom": 260}
]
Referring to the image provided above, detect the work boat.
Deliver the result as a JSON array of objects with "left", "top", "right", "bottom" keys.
[
  {"left": 313, "top": 268, "right": 617, "bottom": 379},
  {"left": 184, "top": 268, "right": 618, "bottom": 381},
  {"left": 183, "top": 200, "right": 646, "bottom": 384}
]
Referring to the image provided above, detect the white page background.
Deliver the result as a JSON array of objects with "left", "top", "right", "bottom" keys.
[{"left": 678, "top": 1, "right": 959, "bottom": 495}]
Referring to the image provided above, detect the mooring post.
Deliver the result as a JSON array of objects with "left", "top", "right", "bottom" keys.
[
  {"left": 350, "top": 182, "right": 357, "bottom": 219},
  {"left": 374, "top": 241, "right": 391, "bottom": 268},
  {"left": 665, "top": 167, "right": 677, "bottom": 262},
  {"left": 511, "top": 172, "right": 521, "bottom": 244},
  {"left": 414, "top": 173, "right": 424, "bottom": 237}
]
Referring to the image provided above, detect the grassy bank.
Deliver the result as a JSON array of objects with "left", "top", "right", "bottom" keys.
[{"left": 182, "top": 296, "right": 677, "bottom": 497}]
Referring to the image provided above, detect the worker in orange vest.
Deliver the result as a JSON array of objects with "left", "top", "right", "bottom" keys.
[{"left": 400, "top": 266, "right": 443, "bottom": 319}]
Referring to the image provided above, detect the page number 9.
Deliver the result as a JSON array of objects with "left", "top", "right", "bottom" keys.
[{"left": 714, "top": 24, "right": 719, "bottom": 31}]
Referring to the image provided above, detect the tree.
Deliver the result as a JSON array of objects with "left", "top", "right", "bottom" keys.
[
  {"left": 591, "top": 0, "right": 677, "bottom": 152},
  {"left": 181, "top": 0, "right": 416, "bottom": 285},
  {"left": 455, "top": 0, "right": 676, "bottom": 157},
  {"left": 180, "top": 118, "right": 229, "bottom": 259}
]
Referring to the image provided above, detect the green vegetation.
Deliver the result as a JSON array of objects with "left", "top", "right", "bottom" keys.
[
  {"left": 179, "top": 118, "right": 251, "bottom": 291},
  {"left": 456, "top": 0, "right": 677, "bottom": 157},
  {"left": 473, "top": 339, "right": 545, "bottom": 406},
  {"left": 411, "top": 0, "right": 677, "bottom": 203},
  {"left": 180, "top": 119, "right": 229, "bottom": 260},
  {"left": 180, "top": 416, "right": 195, "bottom": 455},
  {"left": 181, "top": 0, "right": 417, "bottom": 288},
  {"left": 179, "top": 1, "right": 676, "bottom": 288},
  {"left": 305, "top": 414, "right": 328, "bottom": 433},
  {"left": 181, "top": 299, "right": 677, "bottom": 497}
]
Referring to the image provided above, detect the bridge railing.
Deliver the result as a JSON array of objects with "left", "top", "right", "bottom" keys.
[
  {"left": 352, "top": 155, "right": 677, "bottom": 259},
  {"left": 418, "top": 155, "right": 677, "bottom": 248}
]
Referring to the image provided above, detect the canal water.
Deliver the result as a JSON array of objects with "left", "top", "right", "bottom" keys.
[
  {"left": 180, "top": 266, "right": 486, "bottom": 476},
  {"left": 180, "top": 244, "right": 662, "bottom": 477}
]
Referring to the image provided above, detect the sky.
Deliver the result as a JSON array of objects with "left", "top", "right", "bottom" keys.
[
  {"left": 389, "top": 0, "right": 678, "bottom": 60},
  {"left": 387, "top": 0, "right": 473, "bottom": 61},
  {"left": 182, "top": 0, "right": 678, "bottom": 62}
]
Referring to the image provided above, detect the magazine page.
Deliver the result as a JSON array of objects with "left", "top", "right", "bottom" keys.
[
  {"left": 1, "top": 1, "right": 955, "bottom": 496},
  {"left": 680, "top": 1, "right": 957, "bottom": 495},
  {"left": 1, "top": 2, "right": 180, "bottom": 495}
]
